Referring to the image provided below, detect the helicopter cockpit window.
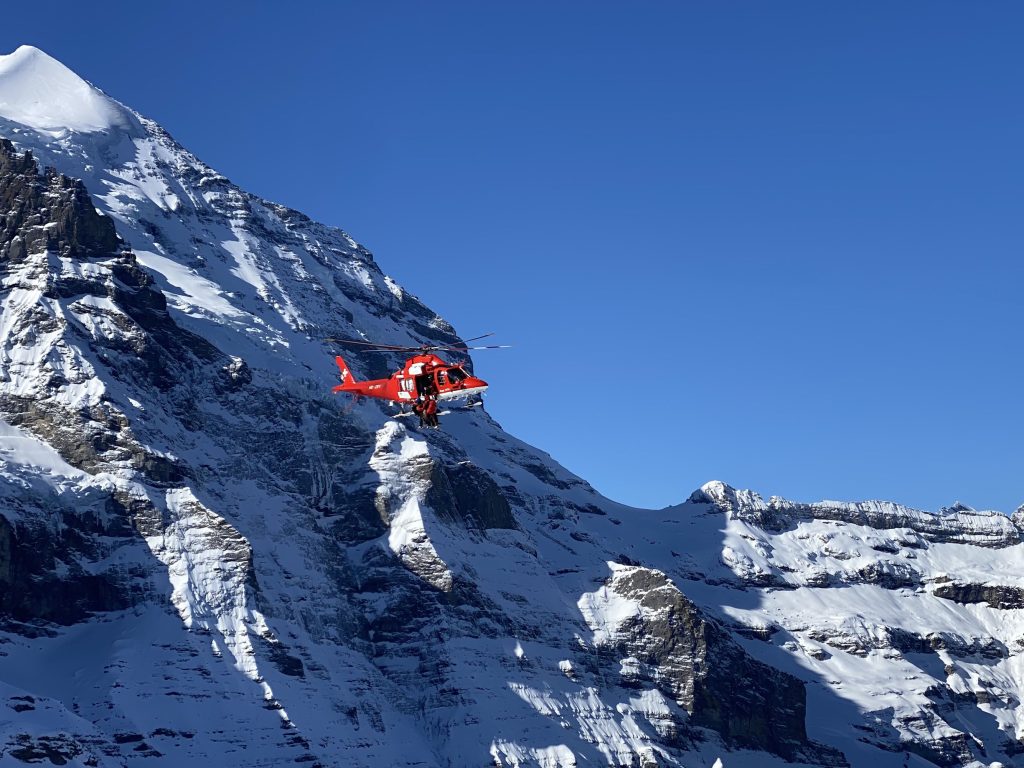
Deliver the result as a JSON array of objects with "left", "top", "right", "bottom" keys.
[{"left": 448, "top": 368, "right": 467, "bottom": 383}]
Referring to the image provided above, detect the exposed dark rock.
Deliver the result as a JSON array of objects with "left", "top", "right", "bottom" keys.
[
  {"left": 426, "top": 461, "right": 516, "bottom": 531},
  {"left": 1004, "top": 736, "right": 1024, "bottom": 756},
  {"left": 261, "top": 636, "right": 306, "bottom": 678},
  {"left": 845, "top": 560, "right": 921, "bottom": 589},
  {"left": 928, "top": 632, "right": 1008, "bottom": 660},
  {"left": 0, "top": 509, "right": 143, "bottom": 628},
  {"left": 1, "top": 138, "right": 120, "bottom": 261},
  {"left": 7, "top": 733, "right": 85, "bottom": 764},
  {"left": 731, "top": 622, "right": 779, "bottom": 642},
  {"left": 806, "top": 625, "right": 1008, "bottom": 664},
  {"left": 886, "top": 628, "right": 935, "bottom": 655},
  {"left": 933, "top": 582, "right": 1024, "bottom": 610},
  {"left": 218, "top": 356, "right": 252, "bottom": 391},
  {"left": 897, "top": 712, "right": 976, "bottom": 767}
]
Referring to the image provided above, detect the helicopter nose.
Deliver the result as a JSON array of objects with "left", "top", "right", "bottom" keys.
[{"left": 464, "top": 376, "right": 487, "bottom": 389}]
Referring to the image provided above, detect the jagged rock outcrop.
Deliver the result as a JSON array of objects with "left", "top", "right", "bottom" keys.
[
  {"left": 580, "top": 565, "right": 846, "bottom": 764},
  {"left": 0, "top": 138, "right": 120, "bottom": 258},
  {"left": 931, "top": 582, "right": 1024, "bottom": 611}
]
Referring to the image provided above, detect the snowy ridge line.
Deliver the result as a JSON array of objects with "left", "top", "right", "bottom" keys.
[{"left": 692, "top": 480, "right": 1022, "bottom": 548}]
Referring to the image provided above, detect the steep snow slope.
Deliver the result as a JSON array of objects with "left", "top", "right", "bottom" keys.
[{"left": 1, "top": 46, "right": 1022, "bottom": 768}]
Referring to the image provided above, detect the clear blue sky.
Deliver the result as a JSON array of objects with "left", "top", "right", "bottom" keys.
[{"left": 4, "top": 2, "right": 1022, "bottom": 512}]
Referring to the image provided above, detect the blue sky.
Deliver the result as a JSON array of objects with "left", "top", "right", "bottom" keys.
[{"left": 3, "top": 2, "right": 1021, "bottom": 512}]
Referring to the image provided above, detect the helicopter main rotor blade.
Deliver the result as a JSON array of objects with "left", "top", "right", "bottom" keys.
[
  {"left": 324, "top": 335, "right": 509, "bottom": 355},
  {"left": 325, "top": 338, "right": 419, "bottom": 351},
  {"left": 458, "top": 332, "right": 495, "bottom": 344},
  {"left": 437, "top": 344, "right": 512, "bottom": 352}
]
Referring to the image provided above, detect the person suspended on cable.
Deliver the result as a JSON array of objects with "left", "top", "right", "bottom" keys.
[
  {"left": 425, "top": 393, "right": 439, "bottom": 429},
  {"left": 413, "top": 395, "right": 428, "bottom": 428}
]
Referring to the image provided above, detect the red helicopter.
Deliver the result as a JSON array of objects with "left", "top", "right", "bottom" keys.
[{"left": 327, "top": 334, "right": 508, "bottom": 405}]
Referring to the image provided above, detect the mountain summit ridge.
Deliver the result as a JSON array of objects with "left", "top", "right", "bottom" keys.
[
  {"left": 0, "top": 45, "right": 135, "bottom": 135},
  {"left": 0, "top": 46, "right": 1021, "bottom": 768}
]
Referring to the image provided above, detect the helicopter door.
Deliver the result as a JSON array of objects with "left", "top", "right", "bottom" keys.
[
  {"left": 414, "top": 374, "right": 432, "bottom": 394},
  {"left": 435, "top": 370, "right": 449, "bottom": 389},
  {"left": 398, "top": 378, "right": 415, "bottom": 399}
]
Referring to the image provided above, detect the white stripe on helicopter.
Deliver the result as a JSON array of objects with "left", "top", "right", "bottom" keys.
[{"left": 436, "top": 386, "right": 487, "bottom": 401}]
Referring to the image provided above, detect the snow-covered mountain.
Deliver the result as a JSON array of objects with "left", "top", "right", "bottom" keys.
[{"left": 0, "top": 45, "right": 1021, "bottom": 768}]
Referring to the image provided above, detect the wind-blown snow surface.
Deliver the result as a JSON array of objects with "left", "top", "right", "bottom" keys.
[
  {"left": 0, "top": 46, "right": 133, "bottom": 135},
  {"left": 1, "top": 46, "right": 1022, "bottom": 768}
]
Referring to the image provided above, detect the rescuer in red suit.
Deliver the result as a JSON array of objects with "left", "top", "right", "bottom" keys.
[
  {"left": 413, "top": 396, "right": 427, "bottom": 427},
  {"left": 424, "top": 393, "right": 439, "bottom": 428}
]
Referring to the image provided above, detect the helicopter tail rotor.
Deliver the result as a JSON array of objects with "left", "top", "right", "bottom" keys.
[{"left": 332, "top": 354, "right": 358, "bottom": 392}]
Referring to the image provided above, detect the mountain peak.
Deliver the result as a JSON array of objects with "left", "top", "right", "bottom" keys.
[{"left": 0, "top": 45, "right": 132, "bottom": 135}]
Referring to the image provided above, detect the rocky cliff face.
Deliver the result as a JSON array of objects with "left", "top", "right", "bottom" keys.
[{"left": 1, "top": 46, "right": 1022, "bottom": 768}]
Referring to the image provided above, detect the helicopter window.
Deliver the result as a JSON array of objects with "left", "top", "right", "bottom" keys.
[
  {"left": 448, "top": 368, "right": 467, "bottom": 383},
  {"left": 436, "top": 370, "right": 449, "bottom": 387},
  {"left": 400, "top": 378, "right": 414, "bottom": 392}
]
